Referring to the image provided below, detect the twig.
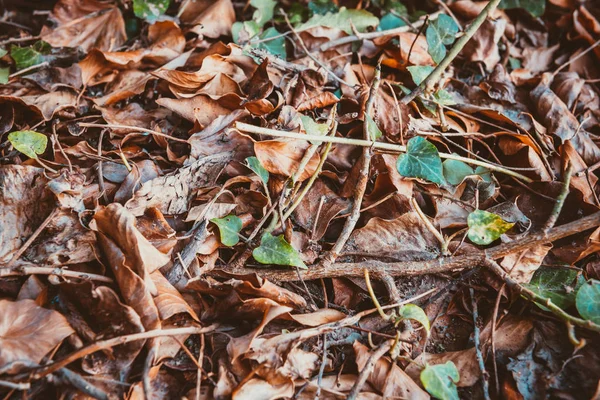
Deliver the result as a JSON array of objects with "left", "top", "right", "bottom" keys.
[
  {"left": 411, "top": 197, "right": 448, "bottom": 255},
  {"left": 553, "top": 38, "right": 600, "bottom": 77},
  {"left": 228, "top": 210, "right": 600, "bottom": 282},
  {"left": 543, "top": 162, "right": 573, "bottom": 232},
  {"left": 490, "top": 284, "right": 505, "bottom": 397},
  {"left": 78, "top": 122, "right": 189, "bottom": 143},
  {"left": 19, "top": 325, "right": 220, "bottom": 381},
  {"left": 470, "top": 288, "right": 491, "bottom": 400},
  {"left": 0, "top": 265, "right": 113, "bottom": 283},
  {"left": 0, "top": 380, "right": 29, "bottom": 390},
  {"left": 484, "top": 259, "right": 600, "bottom": 333},
  {"left": 347, "top": 341, "right": 393, "bottom": 400},
  {"left": 320, "top": 64, "right": 382, "bottom": 268},
  {"left": 282, "top": 11, "right": 355, "bottom": 88},
  {"left": 234, "top": 122, "right": 534, "bottom": 182},
  {"left": 54, "top": 368, "right": 109, "bottom": 400},
  {"left": 320, "top": 12, "right": 440, "bottom": 51},
  {"left": 402, "top": 0, "right": 503, "bottom": 104},
  {"left": 8, "top": 61, "right": 49, "bottom": 78},
  {"left": 5, "top": 208, "right": 59, "bottom": 268},
  {"left": 314, "top": 335, "right": 328, "bottom": 400}
]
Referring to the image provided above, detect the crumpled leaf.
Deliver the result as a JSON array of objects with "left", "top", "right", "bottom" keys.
[
  {"left": 467, "top": 209, "right": 515, "bottom": 245},
  {"left": 426, "top": 14, "right": 459, "bottom": 64},
  {"left": 576, "top": 280, "right": 600, "bottom": 324},
  {"left": 0, "top": 299, "right": 74, "bottom": 374},
  {"left": 253, "top": 233, "right": 307, "bottom": 269},
  {"left": 254, "top": 139, "right": 320, "bottom": 182},
  {"left": 8, "top": 130, "right": 47, "bottom": 159},
  {"left": 396, "top": 136, "right": 445, "bottom": 185},
  {"left": 212, "top": 215, "right": 243, "bottom": 247},
  {"left": 420, "top": 361, "right": 460, "bottom": 400}
]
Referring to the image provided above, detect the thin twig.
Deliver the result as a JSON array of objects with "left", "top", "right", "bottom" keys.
[
  {"left": 5, "top": 208, "right": 59, "bottom": 268},
  {"left": 485, "top": 259, "right": 600, "bottom": 333},
  {"left": 553, "top": 38, "right": 600, "bottom": 76},
  {"left": 402, "top": 0, "right": 503, "bottom": 104},
  {"left": 543, "top": 162, "right": 573, "bottom": 232},
  {"left": 470, "top": 288, "right": 491, "bottom": 400},
  {"left": 8, "top": 61, "right": 49, "bottom": 78},
  {"left": 320, "top": 64, "right": 382, "bottom": 268},
  {"left": 490, "top": 284, "right": 505, "bottom": 397},
  {"left": 0, "top": 265, "right": 113, "bottom": 283},
  {"left": 235, "top": 122, "right": 533, "bottom": 182},
  {"left": 347, "top": 341, "right": 392, "bottom": 400},
  {"left": 314, "top": 335, "right": 328, "bottom": 400},
  {"left": 78, "top": 122, "right": 189, "bottom": 143}
]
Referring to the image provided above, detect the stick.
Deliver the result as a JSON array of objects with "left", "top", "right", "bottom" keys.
[
  {"left": 227, "top": 210, "right": 600, "bottom": 281},
  {"left": 5, "top": 208, "right": 59, "bottom": 268},
  {"left": 78, "top": 123, "right": 189, "bottom": 143},
  {"left": 234, "top": 122, "right": 533, "bottom": 182},
  {"left": 402, "top": 0, "right": 503, "bottom": 104},
  {"left": 347, "top": 341, "right": 393, "bottom": 400},
  {"left": 0, "top": 265, "right": 113, "bottom": 283},
  {"left": 543, "top": 162, "right": 573, "bottom": 232},
  {"left": 470, "top": 288, "right": 491, "bottom": 400}
]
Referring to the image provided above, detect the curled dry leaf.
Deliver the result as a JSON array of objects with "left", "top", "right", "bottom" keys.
[
  {"left": 0, "top": 299, "right": 74, "bottom": 374},
  {"left": 254, "top": 139, "right": 320, "bottom": 182}
]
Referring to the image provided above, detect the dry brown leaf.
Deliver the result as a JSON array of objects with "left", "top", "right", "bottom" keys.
[
  {"left": 462, "top": 18, "right": 506, "bottom": 71},
  {"left": 254, "top": 139, "right": 320, "bottom": 182},
  {"left": 0, "top": 299, "right": 74, "bottom": 374},
  {"left": 41, "top": 0, "right": 126, "bottom": 52}
]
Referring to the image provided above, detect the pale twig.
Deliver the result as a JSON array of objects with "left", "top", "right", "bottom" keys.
[
  {"left": 320, "top": 12, "right": 441, "bottom": 51},
  {"left": 234, "top": 122, "right": 534, "bottom": 182},
  {"left": 8, "top": 61, "right": 48, "bottom": 78},
  {"left": 543, "top": 162, "right": 573, "bottom": 232},
  {"left": 470, "top": 288, "right": 491, "bottom": 400},
  {"left": 321, "top": 64, "right": 381, "bottom": 267},
  {"left": 5, "top": 208, "right": 59, "bottom": 268},
  {"left": 347, "top": 341, "right": 393, "bottom": 400},
  {"left": 411, "top": 197, "right": 448, "bottom": 255},
  {"left": 78, "top": 122, "right": 189, "bottom": 143},
  {"left": 0, "top": 265, "right": 113, "bottom": 283},
  {"left": 402, "top": 0, "right": 503, "bottom": 104},
  {"left": 553, "top": 38, "right": 600, "bottom": 77}
]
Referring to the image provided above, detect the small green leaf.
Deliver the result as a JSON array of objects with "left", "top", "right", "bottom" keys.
[
  {"left": 396, "top": 136, "right": 445, "bottom": 185},
  {"left": 576, "top": 280, "right": 600, "bottom": 324},
  {"left": 0, "top": 47, "right": 7, "bottom": 58},
  {"left": 524, "top": 267, "right": 581, "bottom": 311},
  {"left": 250, "top": 0, "right": 277, "bottom": 27},
  {"left": 407, "top": 65, "right": 434, "bottom": 86},
  {"left": 467, "top": 210, "right": 515, "bottom": 245},
  {"left": 378, "top": 13, "right": 406, "bottom": 30},
  {"left": 246, "top": 156, "right": 269, "bottom": 184},
  {"left": 474, "top": 166, "right": 492, "bottom": 182},
  {"left": 255, "top": 27, "right": 287, "bottom": 58},
  {"left": 373, "top": 0, "right": 407, "bottom": 15},
  {"left": 0, "top": 67, "right": 8, "bottom": 84},
  {"left": 10, "top": 41, "right": 51, "bottom": 70},
  {"left": 300, "top": 115, "right": 329, "bottom": 145},
  {"left": 433, "top": 89, "right": 456, "bottom": 106},
  {"left": 366, "top": 114, "right": 383, "bottom": 141},
  {"left": 298, "top": 7, "right": 379, "bottom": 34},
  {"left": 8, "top": 130, "right": 48, "bottom": 159},
  {"left": 443, "top": 159, "right": 474, "bottom": 185},
  {"left": 421, "top": 361, "right": 460, "bottom": 400},
  {"left": 211, "top": 215, "right": 243, "bottom": 247},
  {"left": 308, "top": 0, "right": 339, "bottom": 15},
  {"left": 508, "top": 57, "right": 521, "bottom": 70},
  {"left": 232, "top": 21, "right": 261, "bottom": 43},
  {"left": 398, "top": 304, "right": 430, "bottom": 334},
  {"left": 253, "top": 233, "right": 307, "bottom": 269},
  {"left": 133, "top": 0, "right": 170, "bottom": 22},
  {"left": 426, "top": 14, "right": 459, "bottom": 64},
  {"left": 499, "top": 0, "right": 545, "bottom": 17}
]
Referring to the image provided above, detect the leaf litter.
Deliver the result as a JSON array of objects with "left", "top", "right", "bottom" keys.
[{"left": 1, "top": 0, "right": 600, "bottom": 399}]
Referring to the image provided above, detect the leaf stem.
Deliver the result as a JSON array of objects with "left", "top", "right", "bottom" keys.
[
  {"left": 402, "top": 0, "right": 503, "bottom": 104},
  {"left": 234, "top": 122, "right": 533, "bottom": 183}
]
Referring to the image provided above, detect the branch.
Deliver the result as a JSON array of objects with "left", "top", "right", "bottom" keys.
[
  {"left": 225, "top": 210, "right": 600, "bottom": 281},
  {"left": 402, "top": 0, "right": 503, "bottom": 104},
  {"left": 234, "top": 122, "right": 533, "bottom": 182}
]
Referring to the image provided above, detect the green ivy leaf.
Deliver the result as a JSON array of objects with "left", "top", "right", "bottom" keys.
[
  {"left": 0, "top": 47, "right": 7, "bottom": 58},
  {"left": 378, "top": 13, "right": 406, "bottom": 30},
  {"left": 421, "top": 361, "right": 460, "bottom": 400},
  {"left": 366, "top": 114, "right": 383, "bottom": 141},
  {"left": 467, "top": 210, "right": 514, "bottom": 245},
  {"left": 133, "top": 0, "right": 170, "bottom": 22},
  {"left": 576, "top": 280, "right": 600, "bottom": 324},
  {"left": 211, "top": 215, "right": 243, "bottom": 247},
  {"left": 475, "top": 166, "right": 492, "bottom": 182},
  {"left": 433, "top": 89, "right": 456, "bottom": 106},
  {"left": 250, "top": 0, "right": 277, "bottom": 27},
  {"left": 253, "top": 233, "right": 307, "bottom": 269},
  {"left": 232, "top": 21, "right": 261, "bottom": 43},
  {"left": 499, "top": 0, "right": 545, "bottom": 17},
  {"left": 246, "top": 156, "right": 269, "bottom": 184},
  {"left": 426, "top": 14, "right": 459, "bottom": 64},
  {"left": 8, "top": 130, "right": 48, "bottom": 159},
  {"left": 396, "top": 136, "right": 445, "bottom": 185},
  {"left": 524, "top": 267, "right": 581, "bottom": 311},
  {"left": 256, "top": 27, "right": 287, "bottom": 58},
  {"left": 398, "top": 304, "right": 430, "bottom": 335},
  {"left": 443, "top": 159, "right": 474, "bottom": 186},
  {"left": 10, "top": 41, "right": 51, "bottom": 70},
  {"left": 308, "top": 0, "right": 339, "bottom": 15},
  {"left": 373, "top": 0, "right": 407, "bottom": 15},
  {"left": 0, "top": 67, "right": 8, "bottom": 84},
  {"left": 298, "top": 7, "right": 379, "bottom": 34},
  {"left": 407, "top": 65, "right": 434, "bottom": 86}
]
